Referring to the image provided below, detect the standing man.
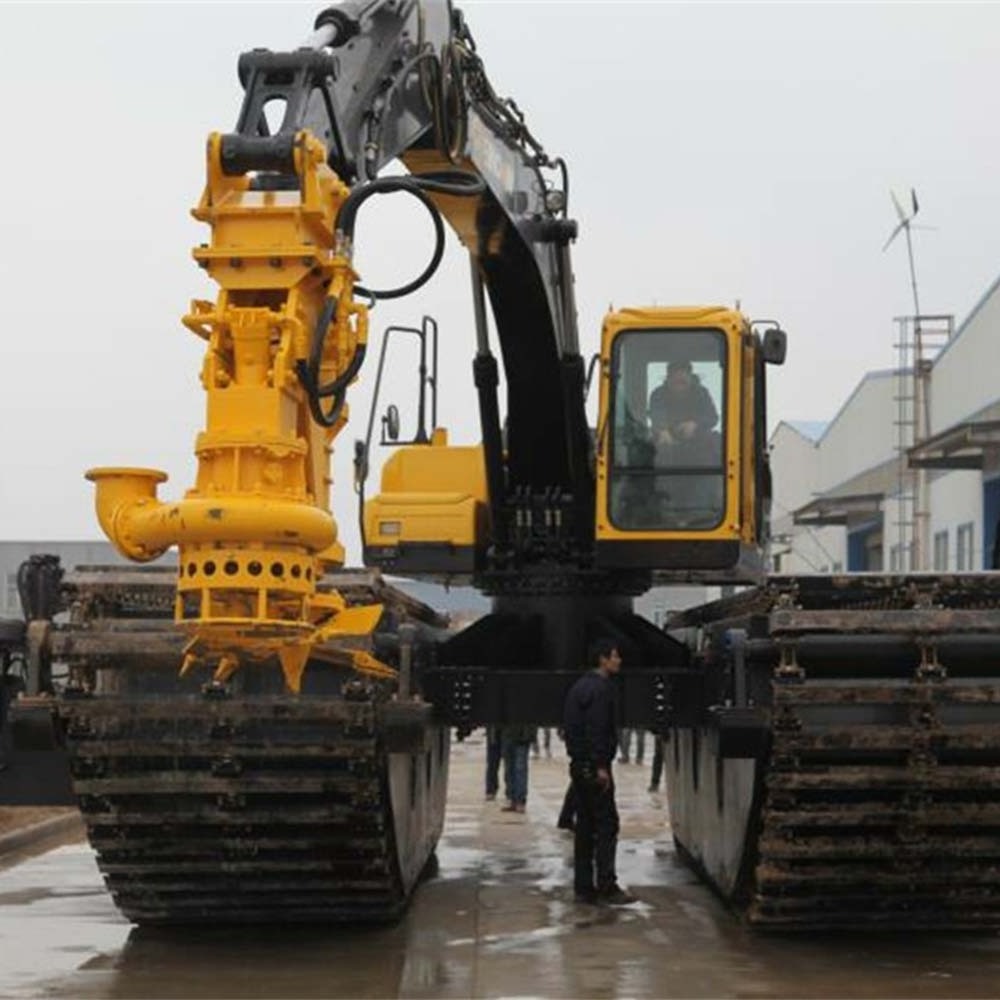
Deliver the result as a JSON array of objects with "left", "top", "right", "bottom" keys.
[{"left": 563, "top": 638, "right": 637, "bottom": 905}]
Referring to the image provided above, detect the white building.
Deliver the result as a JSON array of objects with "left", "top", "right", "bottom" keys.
[{"left": 771, "top": 274, "right": 1000, "bottom": 574}]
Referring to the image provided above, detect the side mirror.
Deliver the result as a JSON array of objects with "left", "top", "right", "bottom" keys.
[
  {"left": 761, "top": 328, "right": 787, "bottom": 366},
  {"left": 382, "top": 404, "right": 401, "bottom": 442}
]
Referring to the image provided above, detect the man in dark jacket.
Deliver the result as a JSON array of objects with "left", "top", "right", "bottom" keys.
[
  {"left": 648, "top": 359, "right": 718, "bottom": 449},
  {"left": 647, "top": 359, "right": 722, "bottom": 520},
  {"left": 563, "top": 638, "right": 637, "bottom": 905}
]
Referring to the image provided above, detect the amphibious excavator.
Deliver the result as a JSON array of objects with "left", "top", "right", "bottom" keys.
[{"left": 7, "top": 0, "right": 1000, "bottom": 932}]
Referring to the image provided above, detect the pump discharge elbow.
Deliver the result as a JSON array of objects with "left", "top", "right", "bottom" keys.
[{"left": 86, "top": 467, "right": 171, "bottom": 563}]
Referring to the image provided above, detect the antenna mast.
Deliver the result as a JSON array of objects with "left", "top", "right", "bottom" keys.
[
  {"left": 883, "top": 189, "right": 950, "bottom": 573},
  {"left": 883, "top": 188, "right": 922, "bottom": 318}
]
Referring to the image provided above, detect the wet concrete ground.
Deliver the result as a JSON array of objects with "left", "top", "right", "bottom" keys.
[{"left": 3, "top": 736, "right": 1000, "bottom": 998}]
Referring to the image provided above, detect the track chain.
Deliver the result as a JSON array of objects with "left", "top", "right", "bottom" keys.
[
  {"left": 751, "top": 672, "right": 1000, "bottom": 928},
  {"left": 59, "top": 693, "right": 407, "bottom": 924}
]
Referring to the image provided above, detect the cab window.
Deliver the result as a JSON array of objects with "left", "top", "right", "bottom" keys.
[{"left": 608, "top": 328, "right": 726, "bottom": 531}]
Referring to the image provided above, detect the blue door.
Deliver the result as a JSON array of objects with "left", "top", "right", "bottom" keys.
[
  {"left": 847, "top": 518, "right": 882, "bottom": 572},
  {"left": 983, "top": 477, "right": 1000, "bottom": 569}
]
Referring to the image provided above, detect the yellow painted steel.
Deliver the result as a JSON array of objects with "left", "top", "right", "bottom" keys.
[
  {"left": 365, "top": 430, "right": 488, "bottom": 549},
  {"left": 594, "top": 305, "right": 754, "bottom": 548},
  {"left": 87, "top": 130, "right": 392, "bottom": 693}
]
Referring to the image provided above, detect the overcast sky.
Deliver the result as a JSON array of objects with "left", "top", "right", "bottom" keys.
[{"left": 2, "top": 2, "right": 999, "bottom": 561}]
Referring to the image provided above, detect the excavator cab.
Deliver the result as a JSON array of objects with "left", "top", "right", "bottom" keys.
[
  {"left": 364, "top": 304, "right": 786, "bottom": 586},
  {"left": 594, "top": 306, "right": 785, "bottom": 584}
]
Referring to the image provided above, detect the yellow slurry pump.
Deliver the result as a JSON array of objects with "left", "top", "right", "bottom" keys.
[{"left": 87, "top": 130, "right": 386, "bottom": 692}]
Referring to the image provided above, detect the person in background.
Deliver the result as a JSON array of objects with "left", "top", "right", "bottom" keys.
[
  {"left": 563, "top": 637, "right": 637, "bottom": 905},
  {"left": 648, "top": 734, "right": 665, "bottom": 792},
  {"left": 618, "top": 727, "right": 645, "bottom": 765},
  {"left": 500, "top": 724, "right": 536, "bottom": 813},
  {"left": 531, "top": 727, "right": 553, "bottom": 758},
  {"left": 484, "top": 726, "right": 502, "bottom": 801}
]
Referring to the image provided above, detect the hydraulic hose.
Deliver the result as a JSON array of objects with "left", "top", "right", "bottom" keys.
[
  {"left": 297, "top": 170, "right": 481, "bottom": 427},
  {"left": 335, "top": 171, "right": 484, "bottom": 301},
  {"left": 348, "top": 184, "right": 445, "bottom": 302},
  {"left": 295, "top": 294, "right": 368, "bottom": 429}
]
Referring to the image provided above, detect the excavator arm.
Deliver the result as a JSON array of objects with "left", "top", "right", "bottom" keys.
[
  {"left": 237, "top": 0, "right": 595, "bottom": 573},
  {"left": 81, "top": 1, "right": 594, "bottom": 692}
]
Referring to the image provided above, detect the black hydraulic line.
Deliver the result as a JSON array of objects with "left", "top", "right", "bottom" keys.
[
  {"left": 554, "top": 240, "right": 580, "bottom": 355},
  {"left": 468, "top": 259, "right": 507, "bottom": 551},
  {"left": 297, "top": 366, "right": 352, "bottom": 429},
  {"left": 434, "top": 42, "right": 468, "bottom": 164},
  {"left": 473, "top": 352, "right": 508, "bottom": 553},
  {"left": 295, "top": 295, "right": 368, "bottom": 428},
  {"left": 558, "top": 354, "right": 595, "bottom": 553},
  {"left": 318, "top": 341, "right": 367, "bottom": 400},
  {"left": 337, "top": 171, "right": 484, "bottom": 237},
  {"left": 426, "top": 314, "right": 439, "bottom": 430},
  {"left": 583, "top": 352, "right": 600, "bottom": 401},
  {"left": 308, "top": 296, "right": 338, "bottom": 391},
  {"left": 301, "top": 168, "right": 481, "bottom": 429},
  {"left": 357, "top": 47, "right": 447, "bottom": 182},
  {"left": 360, "top": 188, "right": 443, "bottom": 302},
  {"left": 469, "top": 254, "right": 491, "bottom": 356},
  {"left": 335, "top": 172, "right": 483, "bottom": 302},
  {"left": 415, "top": 322, "right": 429, "bottom": 444}
]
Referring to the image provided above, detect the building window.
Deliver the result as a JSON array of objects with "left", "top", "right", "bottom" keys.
[
  {"left": 957, "top": 522, "right": 975, "bottom": 571},
  {"left": 933, "top": 530, "right": 949, "bottom": 572}
]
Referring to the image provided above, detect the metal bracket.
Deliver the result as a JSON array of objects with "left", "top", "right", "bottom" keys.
[
  {"left": 774, "top": 639, "right": 804, "bottom": 683},
  {"left": 916, "top": 640, "right": 947, "bottom": 681}
]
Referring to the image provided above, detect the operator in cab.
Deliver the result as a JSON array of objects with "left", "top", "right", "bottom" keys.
[
  {"left": 648, "top": 358, "right": 719, "bottom": 463},
  {"left": 643, "top": 356, "right": 724, "bottom": 527}
]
